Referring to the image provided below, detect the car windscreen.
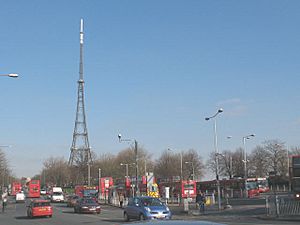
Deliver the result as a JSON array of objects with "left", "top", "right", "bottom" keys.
[{"left": 53, "top": 192, "right": 63, "bottom": 196}]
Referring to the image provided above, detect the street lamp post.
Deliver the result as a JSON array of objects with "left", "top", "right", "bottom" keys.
[
  {"left": 167, "top": 148, "right": 183, "bottom": 204},
  {"left": 205, "top": 108, "right": 223, "bottom": 210},
  {"left": 0, "top": 73, "right": 18, "bottom": 78},
  {"left": 185, "top": 161, "right": 195, "bottom": 180},
  {"left": 120, "top": 163, "right": 130, "bottom": 178},
  {"left": 88, "top": 162, "right": 91, "bottom": 186},
  {"left": 0, "top": 74, "right": 17, "bottom": 188},
  {"left": 287, "top": 147, "right": 291, "bottom": 192},
  {"left": 98, "top": 168, "right": 101, "bottom": 199},
  {"left": 118, "top": 134, "right": 139, "bottom": 196},
  {"left": 242, "top": 134, "right": 255, "bottom": 198}
]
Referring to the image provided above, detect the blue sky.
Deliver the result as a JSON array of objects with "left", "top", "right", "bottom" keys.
[{"left": 1, "top": 0, "right": 300, "bottom": 178}]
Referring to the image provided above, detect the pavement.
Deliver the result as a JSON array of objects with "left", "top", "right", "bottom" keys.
[{"left": 168, "top": 201, "right": 300, "bottom": 222}]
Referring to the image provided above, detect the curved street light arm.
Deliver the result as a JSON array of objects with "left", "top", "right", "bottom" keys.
[{"left": 205, "top": 108, "right": 223, "bottom": 120}]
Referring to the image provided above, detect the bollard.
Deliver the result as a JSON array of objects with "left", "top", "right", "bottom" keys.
[
  {"left": 265, "top": 196, "right": 269, "bottom": 215},
  {"left": 183, "top": 198, "right": 189, "bottom": 212},
  {"left": 275, "top": 195, "right": 280, "bottom": 217}
]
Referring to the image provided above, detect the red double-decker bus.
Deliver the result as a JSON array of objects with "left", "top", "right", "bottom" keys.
[
  {"left": 290, "top": 155, "right": 300, "bottom": 199},
  {"left": 181, "top": 180, "right": 196, "bottom": 198},
  {"left": 99, "top": 177, "right": 114, "bottom": 198},
  {"left": 11, "top": 182, "right": 22, "bottom": 196},
  {"left": 157, "top": 178, "right": 196, "bottom": 199},
  {"left": 75, "top": 185, "right": 98, "bottom": 199},
  {"left": 27, "top": 180, "right": 41, "bottom": 198},
  {"left": 256, "top": 177, "right": 269, "bottom": 193},
  {"left": 197, "top": 178, "right": 260, "bottom": 198}
]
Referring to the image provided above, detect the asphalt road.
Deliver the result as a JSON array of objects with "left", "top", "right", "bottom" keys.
[
  {"left": 0, "top": 198, "right": 299, "bottom": 225},
  {"left": 0, "top": 201, "right": 125, "bottom": 225}
]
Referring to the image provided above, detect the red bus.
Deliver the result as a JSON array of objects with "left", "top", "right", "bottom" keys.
[
  {"left": 182, "top": 180, "right": 196, "bottom": 198},
  {"left": 11, "top": 182, "right": 22, "bottom": 196},
  {"left": 290, "top": 155, "right": 300, "bottom": 199},
  {"left": 75, "top": 185, "right": 98, "bottom": 199},
  {"left": 256, "top": 177, "right": 269, "bottom": 193},
  {"left": 157, "top": 178, "right": 196, "bottom": 199},
  {"left": 99, "top": 177, "right": 114, "bottom": 198},
  {"left": 27, "top": 180, "right": 41, "bottom": 198},
  {"left": 197, "top": 178, "right": 260, "bottom": 198},
  {"left": 245, "top": 178, "right": 260, "bottom": 197}
]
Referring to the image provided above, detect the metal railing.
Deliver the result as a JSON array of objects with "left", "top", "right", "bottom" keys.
[{"left": 266, "top": 195, "right": 300, "bottom": 216}]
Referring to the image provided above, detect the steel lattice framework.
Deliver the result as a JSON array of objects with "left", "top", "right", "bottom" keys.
[{"left": 69, "top": 19, "right": 92, "bottom": 167}]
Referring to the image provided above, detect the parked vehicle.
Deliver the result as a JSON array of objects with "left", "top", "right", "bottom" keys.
[
  {"left": 124, "top": 196, "right": 171, "bottom": 221},
  {"left": 74, "top": 198, "right": 101, "bottom": 214},
  {"left": 16, "top": 191, "right": 25, "bottom": 203},
  {"left": 27, "top": 199, "right": 53, "bottom": 218}
]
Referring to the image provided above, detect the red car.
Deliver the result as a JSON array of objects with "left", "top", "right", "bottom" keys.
[{"left": 27, "top": 199, "right": 53, "bottom": 218}]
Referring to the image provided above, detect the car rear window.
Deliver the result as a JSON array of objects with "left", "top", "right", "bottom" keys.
[
  {"left": 33, "top": 202, "right": 50, "bottom": 207},
  {"left": 83, "top": 199, "right": 96, "bottom": 204}
]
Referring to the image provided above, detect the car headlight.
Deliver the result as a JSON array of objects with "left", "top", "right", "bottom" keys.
[
  {"left": 296, "top": 194, "right": 300, "bottom": 198},
  {"left": 82, "top": 206, "right": 88, "bottom": 209},
  {"left": 96, "top": 206, "right": 101, "bottom": 208},
  {"left": 144, "top": 207, "right": 151, "bottom": 212}
]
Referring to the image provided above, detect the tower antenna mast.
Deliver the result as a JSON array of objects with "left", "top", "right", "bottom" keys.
[{"left": 69, "top": 19, "right": 92, "bottom": 185}]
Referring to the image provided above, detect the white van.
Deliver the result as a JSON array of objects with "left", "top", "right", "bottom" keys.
[
  {"left": 16, "top": 191, "right": 25, "bottom": 203},
  {"left": 51, "top": 187, "right": 64, "bottom": 202}
]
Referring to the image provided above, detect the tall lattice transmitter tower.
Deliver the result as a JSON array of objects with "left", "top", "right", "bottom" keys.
[{"left": 69, "top": 19, "right": 92, "bottom": 185}]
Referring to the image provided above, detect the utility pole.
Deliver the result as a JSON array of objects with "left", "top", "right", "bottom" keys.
[
  {"left": 118, "top": 134, "right": 139, "bottom": 196},
  {"left": 242, "top": 134, "right": 255, "bottom": 198}
]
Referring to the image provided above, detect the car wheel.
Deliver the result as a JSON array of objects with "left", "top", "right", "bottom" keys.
[
  {"left": 124, "top": 212, "right": 130, "bottom": 222},
  {"left": 139, "top": 213, "right": 145, "bottom": 221},
  {"left": 49, "top": 215, "right": 52, "bottom": 218}
]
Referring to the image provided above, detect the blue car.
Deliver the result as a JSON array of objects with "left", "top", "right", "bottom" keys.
[{"left": 124, "top": 196, "right": 172, "bottom": 221}]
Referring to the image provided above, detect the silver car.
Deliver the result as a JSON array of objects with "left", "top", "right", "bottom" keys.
[
  {"left": 124, "top": 220, "right": 227, "bottom": 225},
  {"left": 124, "top": 196, "right": 172, "bottom": 221}
]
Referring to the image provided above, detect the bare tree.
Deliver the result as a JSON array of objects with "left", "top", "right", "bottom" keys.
[
  {"left": 154, "top": 149, "right": 177, "bottom": 179},
  {"left": 231, "top": 148, "right": 244, "bottom": 178},
  {"left": 155, "top": 149, "right": 204, "bottom": 181},
  {"left": 248, "top": 145, "right": 270, "bottom": 177},
  {"left": 183, "top": 149, "right": 204, "bottom": 180},
  {"left": 263, "top": 140, "right": 288, "bottom": 177},
  {"left": 218, "top": 150, "right": 234, "bottom": 179},
  {"left": 0, "top": 149, "right": 12, "bottom": 187},
  {"left": 206, "top": 152, "right": 217, "bottom": 178},
  {"left": 42, "top": 157, "right": 70, "bottom": 186},
  {"left": 90, "top": 146, "right": 153, "bottom": 184}
]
